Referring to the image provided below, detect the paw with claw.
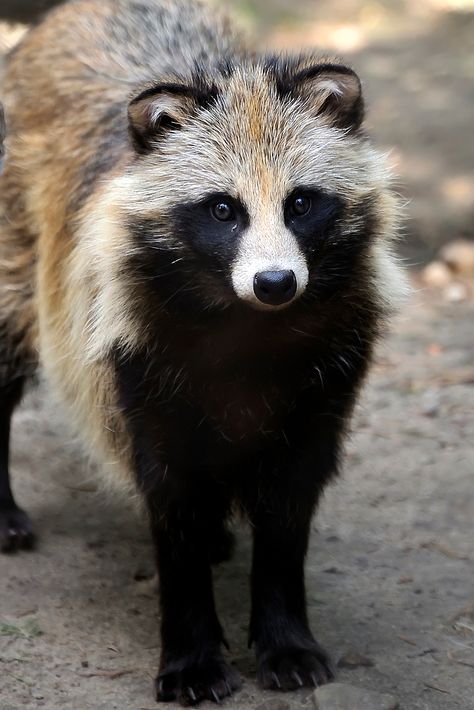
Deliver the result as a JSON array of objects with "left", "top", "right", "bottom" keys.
[
  {"left": 155, "top": 651, "right": 241, "bottom": 705},
  {"left": 257, "top": 642, "right": 335, "bottom": 691}
]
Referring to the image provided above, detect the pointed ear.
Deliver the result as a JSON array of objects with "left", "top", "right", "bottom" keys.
[
  {"left": 128, "top": 83, "right": 209, "bottom": 153},
  {"left": 291, "top": 63, "right": 364, "bottom": 130}
]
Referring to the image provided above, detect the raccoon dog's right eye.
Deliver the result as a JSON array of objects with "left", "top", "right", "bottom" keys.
[
  {"left": 291, "top": 195, "right": 312, "bottom": 217},
  {"left": 211, "top": 200, "right": 235, "bottom": 222}
]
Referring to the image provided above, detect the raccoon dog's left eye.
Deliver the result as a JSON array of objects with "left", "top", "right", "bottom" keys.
[
  {"left": 211, "top": 200, "right": 235, "bottom": 222},
  {"left": 290, "top": 195, "right": 312, "bottom": 217}
]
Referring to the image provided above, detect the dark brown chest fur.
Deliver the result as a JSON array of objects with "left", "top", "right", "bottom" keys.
[{"left": 114, "top": 299, "right": 376, "bottom": 479}]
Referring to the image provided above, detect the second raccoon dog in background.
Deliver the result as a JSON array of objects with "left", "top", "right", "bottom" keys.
[{"left": 0, "top": 0, "right": 408, "bottom": 704}]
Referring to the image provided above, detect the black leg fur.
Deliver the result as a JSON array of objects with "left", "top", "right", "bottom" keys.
[
  {"left": 115, "top": 332, "right": 370, "bottom": 703},
  {"left": 0, "top": 377, "right": 35, "bottom": 552},
  {"left": 249, "top": 500, "right": 335, "bottom": 690},
  {"left": 148, "top": 493, "right": 241, "bottom": 705},
  {"left": 115, "top": 350, "right": 241, "bottom": 704},
  {"left": 243, "top": 433, "right": 341, "bottom": 691}
]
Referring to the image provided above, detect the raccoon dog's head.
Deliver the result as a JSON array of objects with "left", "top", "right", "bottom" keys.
[{"left": 117, "top": 56, "right": 399, "bottom": 315}]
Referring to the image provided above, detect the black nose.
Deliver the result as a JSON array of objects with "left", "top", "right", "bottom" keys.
[{"left": 253, "top": 270, "right": 297, "bottom": 306}]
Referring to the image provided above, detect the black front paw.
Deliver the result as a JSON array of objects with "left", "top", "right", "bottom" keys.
[
  {"left": 155, "top": 652, "right": 241, "bottom": 705},
  {"left": 257, "top": 642, "right": 335, "bottom": 691},
  {"left": 0, "top": 504, "right": 35, "bottom": 553}
]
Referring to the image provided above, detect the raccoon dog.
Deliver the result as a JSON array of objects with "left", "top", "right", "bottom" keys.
[{"left": 0, "top": 0, "right": 407, "bottom": 703}]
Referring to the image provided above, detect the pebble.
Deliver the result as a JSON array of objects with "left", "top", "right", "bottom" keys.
[
  {"left": 420, "top": 389, "right": 441, "bottom": 417},
  {"left": 421, "top": 261, "right": 452, "bottom": 287},
  {"left": 313, "top": 683, "right": 399, "bottom": 710},
  {"left": 443, "top": 282, "right": 468, "bottom": 302},
  {"left": 440, "top": 239, "right": 474, "bottom": 276}
]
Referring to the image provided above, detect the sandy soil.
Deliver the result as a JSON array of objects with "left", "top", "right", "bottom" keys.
[{"left": 1, "top": 288, "right": 473, "bottom": 710}]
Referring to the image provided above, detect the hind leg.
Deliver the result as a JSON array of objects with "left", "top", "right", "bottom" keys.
[
  {"left": 0, "top": 375, "right": 35, "bottom": 552},
  {"left": 0, "top": 207, "right": 38, "bottom": 551},
  {"left": 0, "top": 230, "right": 37, "bottom": 552}
]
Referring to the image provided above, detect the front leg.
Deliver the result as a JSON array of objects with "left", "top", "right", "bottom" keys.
[
  {"left": 147, "top": 490, "right": 241, "bottom": 705},
  {"left": 115, "top": 350, "right": 240, "bottom": 704},
  {"left": 245, "top": 444, "right": 339, "bottom": 691},
  {"left": 250, "top": 502, "right": 335, "bottom": 690}
]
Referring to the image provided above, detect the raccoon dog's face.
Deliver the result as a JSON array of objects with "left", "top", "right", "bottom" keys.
[{"left": 119, "top": 57, "right": 395, "bottom": 314}]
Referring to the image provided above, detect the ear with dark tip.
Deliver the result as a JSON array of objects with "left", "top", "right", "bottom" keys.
[
  {"left": 292, "top": 63, "right": 364, "bottom": 130},
  {"left": 128, "top": 84, "right": 197, "bottom": 153}
]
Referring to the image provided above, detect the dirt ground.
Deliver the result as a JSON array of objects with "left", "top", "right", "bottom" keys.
[{"left": 1, "top": 1, "right": 474, "bottom": 709}]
